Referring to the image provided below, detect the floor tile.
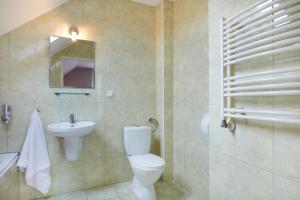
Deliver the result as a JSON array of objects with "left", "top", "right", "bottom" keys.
[
  {"left": 54, "top": 190, "right": 87, "bottom": 200},
  {"left": 87, "top": 185, "right": 119, "bottom": 200},
  {"left": 48, "top": 181, "right": 193, "bottom": 200}
]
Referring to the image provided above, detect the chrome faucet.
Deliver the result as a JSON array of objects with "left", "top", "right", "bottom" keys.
[{"left": 70, "top": 114, "right": 75, "bottom": 124}]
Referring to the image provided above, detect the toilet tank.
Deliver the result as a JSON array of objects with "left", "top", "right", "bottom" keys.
[{"left": 124, "top": 126, "right": 151, "bottom": 156}]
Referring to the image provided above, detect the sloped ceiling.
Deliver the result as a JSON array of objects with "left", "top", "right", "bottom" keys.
[{"left": 0, "top": 0, "right": 70, "bottom": 36}]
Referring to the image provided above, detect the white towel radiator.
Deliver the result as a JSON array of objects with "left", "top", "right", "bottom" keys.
[{"left": 220, "top": 0, "right": 300, "bottom": 129}]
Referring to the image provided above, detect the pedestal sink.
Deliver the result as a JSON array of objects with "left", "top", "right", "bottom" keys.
[{"left": 47, "top": 121, "right": 95, "bottom": 161}]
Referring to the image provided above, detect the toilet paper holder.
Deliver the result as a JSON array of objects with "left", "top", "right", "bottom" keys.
[{"left": 148, "top": 117, "right": 159, "bottom": 132}]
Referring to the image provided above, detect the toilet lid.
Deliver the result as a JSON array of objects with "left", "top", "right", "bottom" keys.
[{"left": 130, "top": 154, "right": 165, "bottom": 169}]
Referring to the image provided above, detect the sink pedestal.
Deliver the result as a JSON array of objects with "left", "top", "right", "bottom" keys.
[
  {"left": 64, "top": 137, "right": 83, "bottom": 161},
  {"left": 47, "top": 121, "right": 95, "bottom": 161}
]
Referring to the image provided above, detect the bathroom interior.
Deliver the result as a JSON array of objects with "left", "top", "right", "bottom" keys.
[{"left": 0, "top": 0, "right": 299, "bottom": 200}]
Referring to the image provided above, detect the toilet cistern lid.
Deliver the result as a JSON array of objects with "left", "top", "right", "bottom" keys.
[{"left": 130, "top": 154, "right": 165, "bottom": 168}]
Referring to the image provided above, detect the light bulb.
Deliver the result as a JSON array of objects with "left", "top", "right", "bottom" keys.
[
  {"left": 69, "top": 27, "right": 79, "bottom": 42},
  {"left": 71, "top": 31, "right": 77, "bottom": 41}
]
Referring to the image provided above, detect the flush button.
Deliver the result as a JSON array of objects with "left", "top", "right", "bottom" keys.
[{"left": 106, "top": 90, "right": 114, "bottom": 98}]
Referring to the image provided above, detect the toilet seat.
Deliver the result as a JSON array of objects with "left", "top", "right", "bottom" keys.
[{"left": 129, "top": 154, "right": 165, "bottom": 170}]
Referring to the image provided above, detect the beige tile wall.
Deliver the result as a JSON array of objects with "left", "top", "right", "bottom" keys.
[
  {"left": 173, "top": 0, "right": 209, "bottom": 199},
  {"left": 163, "top": 0, "right": 174, "bottom": 181},
  {"left": 209, "top": 0, "right": 300, "bottom": 200},
  {"left": 0, "top": 164, "right": 20, "bottom": 200},
  {"left": 155, "top": 0, "right": 164, "bottom": 160},
  {"left": 0, "top": 0, "right": 156, "bottom": 199},
  {"left": 0, "top": 34, "right": 9, "bottom": 153},
  {"left": 155, "top": 0, "right": 174, "bottom": 181}
]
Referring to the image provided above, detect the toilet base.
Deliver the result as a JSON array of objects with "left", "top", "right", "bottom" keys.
[{"left": 131, "top": 177, "right": 156, "bottom": 200}]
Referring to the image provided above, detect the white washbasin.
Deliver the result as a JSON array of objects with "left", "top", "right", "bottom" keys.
[
  {"left": 47, "top": 121, "right": 95, "bottom": 137},
  {"left": 47, "top": 121, "right": 95, "bottom": 161}
]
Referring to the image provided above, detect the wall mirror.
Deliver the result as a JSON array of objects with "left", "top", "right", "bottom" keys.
[{"left": 49, "top": 36, "right": 95, "bottom": 89}]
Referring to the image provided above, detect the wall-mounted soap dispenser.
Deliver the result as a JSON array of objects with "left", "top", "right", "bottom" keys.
[{"left": 1, "top": 104, "right": 11, "bottom": 124}]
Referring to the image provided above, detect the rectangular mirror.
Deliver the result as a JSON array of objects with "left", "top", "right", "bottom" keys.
[{"left": 49, "top": 36, "right": 95, "bottom": 89}]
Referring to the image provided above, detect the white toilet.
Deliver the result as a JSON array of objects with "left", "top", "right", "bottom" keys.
[{"left": 124, "top": 126, "right": 165, "bottom": 200}]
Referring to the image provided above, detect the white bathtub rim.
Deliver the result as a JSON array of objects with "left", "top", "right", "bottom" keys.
[{"left": 0, "top": 152, "right": 19, "bottom": 178}]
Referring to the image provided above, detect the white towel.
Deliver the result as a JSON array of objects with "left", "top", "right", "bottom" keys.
[{"left": 17, "top": 110, "right": 51, "bottom": 194}]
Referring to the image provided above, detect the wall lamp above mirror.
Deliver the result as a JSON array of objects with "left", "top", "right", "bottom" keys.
[
  {"left": 49, "top": 35, "right": 96, "bottom": 89},
  {"left": 69, "top": 27, "right": 79, "bottom": 41}
]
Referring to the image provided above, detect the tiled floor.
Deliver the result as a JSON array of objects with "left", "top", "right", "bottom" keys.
[{"left": 41, "top": 181, "right": 196, "bottom": 200}]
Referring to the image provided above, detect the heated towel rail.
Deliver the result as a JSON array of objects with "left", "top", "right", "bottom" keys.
[{"left": 221, "top": 0, "right": 300, "bottom": 128}]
